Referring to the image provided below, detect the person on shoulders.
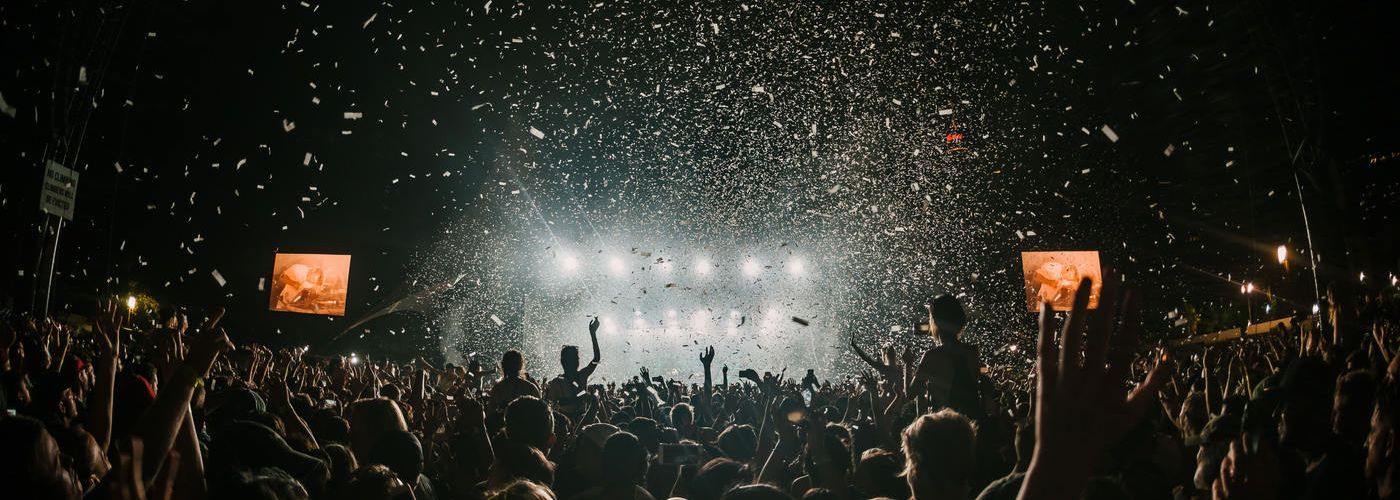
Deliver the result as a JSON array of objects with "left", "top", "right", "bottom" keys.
[
  {"left": 546, "top": 318, "right": 602, "bottom": 417},
  {"left": 910, "top": 294, "right": 984, "bottom": 419}
]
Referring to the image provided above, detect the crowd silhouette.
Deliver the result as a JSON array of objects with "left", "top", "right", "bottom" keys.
[{"left": 2, "top": 272, "right": 1397, "bottom": 500}]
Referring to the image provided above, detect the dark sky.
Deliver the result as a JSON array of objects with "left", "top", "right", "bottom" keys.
[{"left": 1, "top": 0, "right": 1396, "bottom": 366}]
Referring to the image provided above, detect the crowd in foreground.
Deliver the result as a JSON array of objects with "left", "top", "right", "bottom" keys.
[{"left": 2, "top": 272, "right": 1398, "bottom": 500}]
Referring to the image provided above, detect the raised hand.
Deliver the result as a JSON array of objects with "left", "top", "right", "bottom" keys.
[
  {"left": 700, "top": 346, "right": 716, "bottom": 367},
  {"left": 94, "top": 300, "right": 126, "bottom": 361},
  {"left": 186, "top": 327, "right": 234, "bottom": 378},
  {"left": 90, "top": 300, "right": 127, "bottom": 451},
  {"left": 153, "top": 328, "right": 187, "bottom": 380},
  {"left": 1019, "top": 269, "right": 1170, "bottom": 500},
  {"left": 589, "top": 316, "right": 600, "bottom": 335}
]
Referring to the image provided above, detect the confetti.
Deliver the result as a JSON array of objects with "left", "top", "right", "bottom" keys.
[{"left": 1100, "top": 124, "right": 1120, "bottom": 143}]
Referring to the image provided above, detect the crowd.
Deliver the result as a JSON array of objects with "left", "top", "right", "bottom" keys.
[{"left": 1, "top": 271, "right": 1397, "bottom": 500}]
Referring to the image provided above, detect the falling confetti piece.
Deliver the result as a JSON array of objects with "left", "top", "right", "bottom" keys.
[{"left": 1100, "top": 124, "right": 1120, "bottom": 143}]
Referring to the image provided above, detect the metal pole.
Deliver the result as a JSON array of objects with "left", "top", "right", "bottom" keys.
[
  {"left": 30, "top": 144, "right": 52, "bottom": 312},
  {"left": 1292, "top": 171, "right": 1321, "bottom": 305},
  {"left": 41, "top": 218, "right": 64, "bottom": 320}
]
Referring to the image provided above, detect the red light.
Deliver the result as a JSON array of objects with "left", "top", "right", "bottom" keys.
[{"left": 945, "top": 133, "right": 963, "bottom": 142}]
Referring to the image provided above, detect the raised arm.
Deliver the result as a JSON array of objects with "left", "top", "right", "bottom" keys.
[
  {"left": 134, "top": 309, "right": 232, "bottom": 477},
  {"left": 1018, "top": 272, "right": 1168, "bottom": 500},
  {"left": 89, "top": 301, "right": 124, "bottom": 451},
  {"left": 588, "top": 317, "right": 602, "bottom": 366},
  {"left": 700, "top": 346, "right": 715, "bottom": 425},
  {"left": 850, "top": 340, "right": 889, "bottom": 373}
]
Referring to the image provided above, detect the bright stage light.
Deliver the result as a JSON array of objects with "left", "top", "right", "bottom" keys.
[
  {"left": 560, "top": 254, "right": 580, "bottom": 273},
  {"left": 787, "top": 258, "right": 806, "bottom": 275},
  {"left": 609, "top": 256, "right": 626, "bottom": 274},
  {"left": 695, "top": 258, "right": 711, "bottom": 275},
  {"left": 126, "top": 295, "right": 137, "bottom": 310},
  {"left": 1311, "top": 304, "right": 1320, "bottom": 314},
  {"left": 742, "top": 260, "right": 762, "bottom": 277},
  {"left": 690, "top": 310, "right": 709, "bottom": 331},
  {"left": 1276, "top": 245, "right": 1287, "bottom": 264}
]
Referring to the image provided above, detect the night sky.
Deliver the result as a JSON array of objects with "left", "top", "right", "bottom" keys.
[{"left": 1, "top": 0, "right": 1396, "bottom": 378}]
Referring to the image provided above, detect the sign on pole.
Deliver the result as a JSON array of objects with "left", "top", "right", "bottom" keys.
[{"left": 40, "top": 160, "right": 78, "bottom": 220}]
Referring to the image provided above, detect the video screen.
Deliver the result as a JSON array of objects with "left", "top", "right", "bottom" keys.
[
  {"left": 268, "top": 253, "right": 352, "bottom": 316},
  {"left": 1021, "top": 251, "right": 1101, "bottom": 311}
]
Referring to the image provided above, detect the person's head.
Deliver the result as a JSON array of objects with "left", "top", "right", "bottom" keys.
[
  {"left": 1366, "top": 379, "right": 1399, "bottom": 499},
  {"left": 0, "top": 415, "right": 81, "bottom": 500},
  {"left": 379, "top": 384, "right": 401, "bottom": 401},
  {"left": 490, "top": 441, "right": 555, "bottom": 487},
  {"left": 853, "top": 448, "right": 908, "bottom": 499},
  {"left": 343, "top": 464, "right": 409, "bottom": 500},
  {"left": 28, "top": 372, "right": 78, "bottom": 423},
  {"left": 671, "top": 402, "right": 695, "bottom": 429},
  {"left": 485, "top": 479, "right": 558, "bottom": 500},
  {"left": 602, "top": 431, "right": 649, "bottom": 487},
  {"left": 572, "top": 423, "right": 618, "bottom": 488},
  {"left": 50, "top": 426, "right": 110, "bottom": 494},
  {"left": 311, "top": 414, "right": 352, "bottom": 446},
  {"left": 3, "top": 370, "right": 30, "bottom": 409},
  {"left": 689, "top": 457, "right": 751, "bottom": 500},
  {"left": 502, "top": 350, "right": 525, "bottom": 377},
  {"left": 721, "top": 483, "right": 794, "bottom": 500},
  {"left": 901, "top": 409, "right": 977, "bottom": 500},
  {"left": 212, "top": 420, "right": 330, "bottom": 496},
  {"left": 505, "top": 396, "right": 555, "bottom": 452},
  {"left": 925, "top": 295, "right": 967, "bottom": 342},
  {"left": 323, "top": 443, "right": 358, "bottom": 488},
  {"left": 349, "top": 398, "right": 408, "bottom": 463},
  {"left": 217, "top": 467, "right": 311, "bottom": 500},
  {"left": 628, "top": 416, "right": 662, "bottom": 454},
  {"left": 1334, "top": 369, "right": 1377, "bottom": 447},
  {"left": 560, "top": 345, "right": 580, "bottom": 374},
  {"left": 802, "top": 425, "right": 851, "bottom": 481},
  {"left": 717, "top": 424, "right": 758, "bottom": 462},
  {"left": 367, "top": 430, "right": 423, "bottom": 486}
]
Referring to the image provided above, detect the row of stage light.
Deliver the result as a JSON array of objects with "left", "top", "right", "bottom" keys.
[
  {"left": 577, "top": 307, "right": 796, "bottom": 335},
  {"left": 554, "top": 254, "right": 809, "bottom": 278}
]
